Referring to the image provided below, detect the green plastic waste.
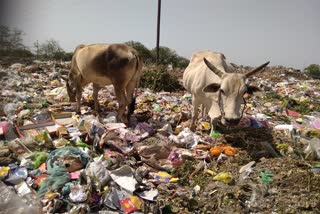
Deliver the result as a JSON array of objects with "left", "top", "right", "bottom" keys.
[
  {"left": 260, "top": 171, "right": 273, "bottom": 185},
  {"left": 153, "top": 104, "right": 162, "bottom": 112},
  {"left": 210, "top": 130, "right": 221, "bottom": 138},
  {"left": 37, "top": 167, "right": 70, "bottom": 199},
  {"left": 75, "top": 139, "right": 90, "bottom": 148},
  {"left": 37, "top": 147, "right": 90, "bottom": 199},
  {"left": 41, "top": 101, "right": 51, "bottom": 107},
  {"left": 28, "top": 151, "right": 48, "bottom": 169},
  {"left": 46, "top": 146, "right": 89, "bottom": 173}
]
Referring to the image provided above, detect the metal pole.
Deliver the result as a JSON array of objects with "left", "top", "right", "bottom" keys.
[{"left": 156, "top": 0, "right": 161, "bottom": 64}]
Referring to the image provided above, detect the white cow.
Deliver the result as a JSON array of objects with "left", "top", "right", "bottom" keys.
[{"left": 183, "top": 51, "right": 269, "bottom": 131}]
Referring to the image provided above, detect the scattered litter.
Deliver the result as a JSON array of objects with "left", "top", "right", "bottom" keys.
[{"left": 0, "top": 61, "right": 320, "bottom": 212}]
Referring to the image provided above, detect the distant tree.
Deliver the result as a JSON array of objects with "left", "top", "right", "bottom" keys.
[
  {"left": 0, "top": 26, "right": 11, "bottom": 52},
  {"left": 36, "top": 39, "right": 63, "bottom": 59},
  {"left": 305, "top": 64, "right": 320, "bottom": 79},
  {"left": 9, "top": 28, "right": 25, "bottom": 50},
  {"left": 125, "top": 41, "right": 154, "bottom": 63},
  {"left": 0, "top": 25, "right": 33, "bottom": 57},
  {"left": 176, "top": 56, "right": 190, "bottom": 68},
  {"left": 150, "top": 46, "right": 189, "bottom": 68},
  {"left": 151, "top": 46, "right": 176, "bottom": 66},
  {"left": 35, "top": 39, "right": 72, "bottom": 60},
  {"left": 125, "top": 41, "right": 189, "bottom": 68}
]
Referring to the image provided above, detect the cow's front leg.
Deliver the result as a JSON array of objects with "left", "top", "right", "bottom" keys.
[
  {"left": 210, "top": 117, "right": 218, "bottom": 134},
  {"left": 208, "top": 103, "right": 221, "bottom": 134},
  {"left": 201, "top": 104, "right": 207, "bottom": 119},
  {"left": 93, "top": 84, "right": 101, "bottom": 112},
  {"left": 191, "top": 95, "right": 200, "bottom": 131}
]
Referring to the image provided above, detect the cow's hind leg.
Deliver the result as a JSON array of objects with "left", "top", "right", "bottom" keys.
[
  {"left": 93, "top": 83, "right": 101, "bottom": 112},
  {"left": 114, "top": 86, "right": 128, "bottom": 123},
  {"left": 76, "top": 85, "right": 83, "bottom": 114}
]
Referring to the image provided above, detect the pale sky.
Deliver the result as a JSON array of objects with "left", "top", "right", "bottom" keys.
[{"left": 1, "top": 0, "right": 319, "bottom": 69}]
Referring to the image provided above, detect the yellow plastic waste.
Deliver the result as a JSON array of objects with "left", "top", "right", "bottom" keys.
[
  {"left": 206, "top": 169, "right": 217, "bottom": 176},
  {"left": 43, "top": 192, "right": 60, "bottom": 200},
  {"left": 213, "top": 172, "right": 232, "bottom": 184},
  {"left": 201, "top": 122, "right": 211, "bottom": 130},
  {"left": 246, "top": 103, "right": 253, "bottom": 108},
  {"left": 130, "top": 196, "right": 143, "bottom": 208},
  {"left": 34, "top": 130, "right": 52, "bottom": 146},
  {"left": 152, "top": 171, "right": 179, "bottom": 183},
  {"left": 174, "top": 126, "right": 183, "bottom": 135},
  {"left": 169, "top": 177, "right": 179, "bottom": 182},
  {"left": 50, "top": 79, "right": 60, "bottom": 87},
  {"left": 0, "top": 166, "right": 10, "bottom": 178}
]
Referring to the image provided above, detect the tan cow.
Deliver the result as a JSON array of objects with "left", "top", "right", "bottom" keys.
[
  {"left": 183, "top": 51, "right": 269, "bottom": 131},
  {"left": 64, "top": 43, "right": 143, "bottom": 123}
]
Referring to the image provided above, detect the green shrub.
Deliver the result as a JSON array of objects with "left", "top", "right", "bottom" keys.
[
  {"left": 52, "top": 51, "right": 73, "bottom": 61},
  {"left": 125, "top": 41, "right": 154, "bottom": 64},
  {"left": 305, "top": 64, "right": 320, "bottom": 79},
  {"left": 126, "top": 41, "right": 190, "bottom": 68},
  {"left": 140, "top": 65, "right": 184, "bottom": 92}
]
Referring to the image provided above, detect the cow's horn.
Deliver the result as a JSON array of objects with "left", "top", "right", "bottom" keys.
[
  {"left": 245, "top": 61, "right": 270, "bottom": 77},
  {"left": 203, "top": 58, "right": 224, "bottom": 78}
]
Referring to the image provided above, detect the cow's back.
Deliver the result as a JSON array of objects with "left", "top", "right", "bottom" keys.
[
  {"left": 72, "top": 44, "right": 138, "bottom": 87},
  {"left": 183, "top": 51, "right": 228, "bottom": 96}
]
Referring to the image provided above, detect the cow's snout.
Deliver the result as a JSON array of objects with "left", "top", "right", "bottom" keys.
[{"left": 225, "top": 118, "right": 241, "bottom": 126}]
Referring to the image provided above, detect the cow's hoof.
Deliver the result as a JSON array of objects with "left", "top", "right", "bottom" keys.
[
  {"left": 117, "top": 116, "right": 128, "bottom": 124},
  {"left": 92, "top": 110, "right": 101, "bottom": 116}
]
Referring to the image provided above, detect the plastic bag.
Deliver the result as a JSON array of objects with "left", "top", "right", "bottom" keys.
[
  {"left": 69, "top": 184, "right": 88, "bottom": 203},
  {"left": 0, "top": 181, "right": 41, "bottom": 214},
  {"left": 85, "top": 158, "right": 111, "bottom": 191},
  {"left": 169, "top": 127, "right": 200, "bottom": 148},
  {"left": 3, "top": 102, "right": 21, "bottom": 119},
  {"left": 304, "top": 138, "right": 320, "bottom": 160}
]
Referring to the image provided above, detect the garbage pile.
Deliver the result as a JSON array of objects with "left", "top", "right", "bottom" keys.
[{"left": 1, "top": 60, "right": 320, "bottom": 213}]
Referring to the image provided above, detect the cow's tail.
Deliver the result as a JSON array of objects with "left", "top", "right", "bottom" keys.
[
  {"left": 70, "top": 44, "right": 85, "bottom": 77},
  {"left": 128, "top": 52, "right": 143, "bottom": 118}
]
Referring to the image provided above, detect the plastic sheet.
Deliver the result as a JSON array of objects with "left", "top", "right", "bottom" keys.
[
  {"left": 46, "top": 146, "right": 89, "bottom": 173},
  {"left": 109, "top": 165, "right": 138, "bottom": 194},
  {"left": 37, "top": 166, "right": 70, "bottom": 199}
]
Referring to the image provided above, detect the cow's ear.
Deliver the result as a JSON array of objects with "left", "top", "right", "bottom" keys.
[
  {"left": 203, "top": 83, "right": 220, "bottom": 93},
  {"left": 246, "top": 85, "right": 263, "bottom": 95}
]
